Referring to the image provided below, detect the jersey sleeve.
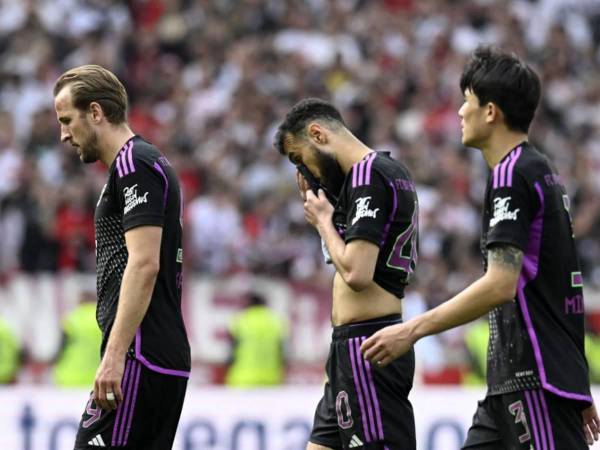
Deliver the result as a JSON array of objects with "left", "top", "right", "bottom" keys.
[
  {"left": 486, "top": 169, "right": 538, "bottom": 252},
  {"left": 344, "top": 170, "right": 391, "bottom": 246},
  {"left": 115, "top": 156, "right": 168, "bottom": 231}
]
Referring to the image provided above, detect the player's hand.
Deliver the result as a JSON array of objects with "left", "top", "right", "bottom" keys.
[
  {"left": 582, "top": 402, "right": 600, "bottom": 445},
  {"left": 93, "top": 352, "right": 125, "bottom": 411},
  {"left": 360, "top": 323, "right": 414, "bottom": 368},
  {"left": 296, "top": 170, "right": 309, "bottom": 202},
  {"left": 304, "top": 189, "right": 334, "bottom": 228}
]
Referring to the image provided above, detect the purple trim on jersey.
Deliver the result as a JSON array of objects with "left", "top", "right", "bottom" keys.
[
  {"left": 357, "top": 159, "right": 366, "bottom": 186},
  {"left": 352, "top": 162, "right": 359, "bottom": 188},
  {"left": 492, "top": 146, "right": 522, "bottom": 188},
  {"left": 116, "top": 155, "right": 124, "bottom": 178},
  {"left": 492, "top": 164, "right": 500, "bottom": 189},
  {"left": 517, "top": 182, "right": 546, "bottom": 387},
  {"left": 153, "top": 162, "right": 169, "bottom": 209},
  {"left": 517, "top": 183, "right": 594, "bottom": 404},
  {"left": 380, "top": 181, "right": 398, "bottom": 246},
  {"left": 539, "top": 390, "right": 556, "bottom": 450},
  {"left": 531, "top": 390, "right": 548, "bottom": 450},
  {"left": 123, "top": 361, "right": 142, "bottom": 446},
  {"left": 112, "top": 359, "right": 133, "bottom": 446},
  {"left": 542, "top": 383, "right": 592, "bottom": 403},
  {"left": 121, "top": 150, "right": 130, "bottom": 176},
  {"left": 506, "top": 146, "right": 522, "bottom": 187},
  {"left": 126, "top": 141, "right": 135, "bottom": 173},
  {"left": 134, "top": 328, "right": 190, "bottom": 377},
  {"left": 498, "top": 155, "right": 511, "bottom": 188},
  {"left": 361, "top": 337, "right": 384, "bottom": 440},
  {"left": 349, "top": 338, "right": 372, "bottom": 442},
  {"left": 364, "top": 153, "right": 376, "bottom": 185},
  {"left": 525, "top": 390, "right": 542, "bottom": 450}
]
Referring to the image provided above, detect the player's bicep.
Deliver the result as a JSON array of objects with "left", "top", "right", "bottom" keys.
[
  {"left": 486, "top": 243, "right": 523, "bottom": 300},
  {"left": 124, "top": 226, "right": 162, "bottom": 269}
]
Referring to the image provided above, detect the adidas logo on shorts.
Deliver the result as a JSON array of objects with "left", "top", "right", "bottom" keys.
[
  {"left": 88, "top": 434, "right": 106, "bottom": 447},
  {"left": 349, "top": 434, "right": 364, "bottom": 448}
]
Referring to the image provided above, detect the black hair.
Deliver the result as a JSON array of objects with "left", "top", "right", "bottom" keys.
[
  {"left": 274, "top": 97, "right": 346, "bottom": 154},
  {"left": 460, "top": 46, "right": 541, "bottom": 133}
]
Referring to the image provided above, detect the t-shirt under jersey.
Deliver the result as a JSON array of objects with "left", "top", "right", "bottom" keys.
[
  {"left": 332, "top": 151, "right": 419, "bottom": 299},
  {"left": 482, "top": 142, "right": 591, "bottom": 402},
  {"left": 95, "top": 135, "right": 190, "bottom": 376}
]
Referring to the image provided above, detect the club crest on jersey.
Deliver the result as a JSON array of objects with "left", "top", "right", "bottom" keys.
[
  {"left": 352, "top": 196, "right": 379, "bottom": 225},
  {"left": 123, "top": 184, "right": 149, "bottom": 214},
  {"left": 490, "top": 196, "right": 520, "bottom": 227}
]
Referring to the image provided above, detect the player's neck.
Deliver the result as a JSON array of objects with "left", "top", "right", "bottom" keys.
[
  {"left": 481, "top": 131, "right": 528, "bottom": 168},
  {"left": 99, "top": 124, "right": 136, "bottom": 167},
  {"left": 335, "top": 133, "right": 375, "bottom": 174}
]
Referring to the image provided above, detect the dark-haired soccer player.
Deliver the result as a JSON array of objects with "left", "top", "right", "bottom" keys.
[
  {"left": 275, "top": 98, "right": 419, "bottom": 449},
  {"left": 361, "top": 46, "right": 600, "bottom": 449},
  {"left": 54, "top": 65, "right": 190, "bottom": 449}
]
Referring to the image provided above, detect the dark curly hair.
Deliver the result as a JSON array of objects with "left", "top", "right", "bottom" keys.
[{"left": 274, "top": 98, "right": 345, "bottom": 154}]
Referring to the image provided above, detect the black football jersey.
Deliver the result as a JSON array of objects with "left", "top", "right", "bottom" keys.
[
  {"left": 95, "top": 136, "right": 190, "bottom": 376},
  {"left": 482, "top": 142, "right": 591, "bottom": 403},
  {"left": 332, "top": 151, "right": 419, "bottom": 299}
]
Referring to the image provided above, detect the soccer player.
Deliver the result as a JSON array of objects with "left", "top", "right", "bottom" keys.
[
  {"left": 53, "top": 65, "right": 190, "bottom": 449},
  {"left": 275, "top": 98, "right": 419, "bottom": 450},
  {"left": 361, "top": 46, "right": 600, "bottom": 449}
]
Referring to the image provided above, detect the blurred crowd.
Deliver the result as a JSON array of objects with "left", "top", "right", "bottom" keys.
[{"left": 1, "top": 0, "right": 600, "bottom": 381}]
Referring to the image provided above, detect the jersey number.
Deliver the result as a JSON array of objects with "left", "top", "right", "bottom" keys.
[
  {"left": 386, "top": 201, "right": 418, "bottom": 279},
  {"left": 508, "top": 400, "right": 531, "bottom": 444}
]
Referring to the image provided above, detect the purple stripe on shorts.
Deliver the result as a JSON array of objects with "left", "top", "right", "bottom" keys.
[
  {"left": 349, "top": 338, "right": 372, "bottom": 442},
  {"left": 364, "top": 153, "right": 376, "bottom": 185},
  {"left": 361, "top": 337, "right": 384, "bottom": 440},
  {"left": 123, "top": 361, "right": 142, "bottom": 445},
  {"left": 532, "top": 390, "right": 548, "bottom": 450},
  {"left": 117, "top": 360, "right": 138, "bottom": 446},
  {"left": 525, "top": 390, "right": 541, "bottom": 450},
  {"left": 112, "top": 359, "right": 133, "bottom": 446},
  {"left": 353, "top": 337, "right": 377, "bottom": 440},
  {"left": 498, "top": 155, "right": 511, "bottom": 188},
  {"left": 539, "top": 390, "right": 555, "bottom": 450},
  {"left": 506, "top": 146, "right": 522, "bottom": 187},
  {"left": 153, "top": 162, "right": 169, "bottom": 209},
  {"left": 352, "top": 163, "right": 359, "bottom": 188},
  {"left": 492, "top": 164, "right": 500, "bottom": 189},
  {"left": 126, "top": 141, "right": 135, "bottom": 173}
]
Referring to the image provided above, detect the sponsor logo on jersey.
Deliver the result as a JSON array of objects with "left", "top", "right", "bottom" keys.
[
  {"left": 349, "top": 434, "right": 364, "bottom": 448},
  {"left": 88, "top": 434, "right": 106, "bottom": 447},
  {"left": 490, "top": 196, "right": 519, "bottom": 227},
  {"left": 123, "top": 184, "right": 149, "bottom": 214},
  {"left": 352, "top": 196, "right": 379, "bottom": 225}
]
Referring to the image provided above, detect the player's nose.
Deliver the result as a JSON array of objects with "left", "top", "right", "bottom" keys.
[{"left": 60, "top": 127, "right": 71, "bottom": 143}]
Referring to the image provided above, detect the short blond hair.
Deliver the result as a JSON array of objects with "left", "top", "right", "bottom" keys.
[{"left": 53, "top": 65, "right": 128, "bottom": 124}]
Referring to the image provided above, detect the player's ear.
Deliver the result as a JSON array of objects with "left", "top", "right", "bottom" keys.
[
  {"left": 88, "top": 101, "right": 103, "bottom": 124},
  {"left": 485, "top": 102, "right": 502, "bottom": 125},
  {"left": 307, "top": 122, "right": 328, "bottom": 145}
]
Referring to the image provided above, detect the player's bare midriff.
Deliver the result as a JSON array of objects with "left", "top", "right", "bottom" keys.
[{"left": 331, "top": 272, "right": 402, "bottom": 326}]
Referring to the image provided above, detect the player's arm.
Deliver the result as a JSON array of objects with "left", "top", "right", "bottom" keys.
[
  {"left": 304, "top": 189, "right": 379, "bottom": 291},
  {"left": 362, "top": 243, "right": 522, "bottom": 366},
  {"left": 94, "top": 225, "right": 161, "bottom": 410}
]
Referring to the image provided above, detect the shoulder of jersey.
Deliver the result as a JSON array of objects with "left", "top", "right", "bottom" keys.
[{"left": 114, "top": 139, "right": 159, "bottom": 179}]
